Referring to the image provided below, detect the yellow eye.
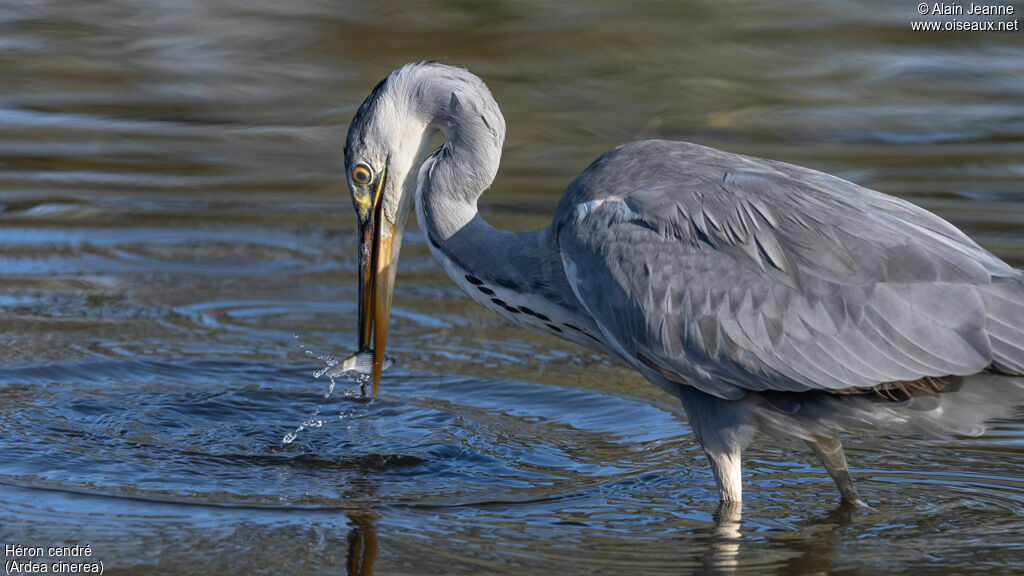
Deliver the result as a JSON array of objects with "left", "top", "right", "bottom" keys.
[{"left": 351, "top": 164, "right": 372, "bottom": 185}]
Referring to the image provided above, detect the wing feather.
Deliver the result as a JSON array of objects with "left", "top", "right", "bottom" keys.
[{"left": 555, "top": 141, "right": 1024, "bottom": 398}]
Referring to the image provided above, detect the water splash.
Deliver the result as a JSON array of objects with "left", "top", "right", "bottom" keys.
[
  {"left": 281, "top": 413, "right": 323, "bottom": 445},
  {"left": 283, "top": 334, "right": 392, "bottom": 445}
]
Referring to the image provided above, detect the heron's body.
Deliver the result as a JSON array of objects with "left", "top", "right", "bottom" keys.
[{"left": 345, "top": 62, "right": 1024, "bottom": 505}]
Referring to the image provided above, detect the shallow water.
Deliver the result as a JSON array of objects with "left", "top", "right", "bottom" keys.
[{"left": 1, "top": 1, "right": 1023, "bottom": 574}]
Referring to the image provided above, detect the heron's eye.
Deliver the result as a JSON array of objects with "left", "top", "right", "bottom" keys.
[{"left": 352, "top": 164, "right": 373, "bottom": 185}]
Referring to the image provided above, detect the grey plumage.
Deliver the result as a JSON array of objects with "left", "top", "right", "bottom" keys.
[
  {"left": 556, "top": 140, "right": 1024, "bottom": 400},
  {"left": 344, "top": 62, "right": 1024, "bottom": 505}
]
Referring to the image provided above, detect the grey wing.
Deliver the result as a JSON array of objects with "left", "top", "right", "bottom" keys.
[{"left": 555, "top": 141, "right": 1024, "bottom": 400}]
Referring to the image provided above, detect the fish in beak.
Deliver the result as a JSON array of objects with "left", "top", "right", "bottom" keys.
[{"left": 355, "top": 167, "right": 394, "bottom": 397}]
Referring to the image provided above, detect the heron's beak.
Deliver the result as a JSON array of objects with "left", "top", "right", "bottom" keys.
[{"left": 356, "top": 168, "right": 393, "bottom": 397}]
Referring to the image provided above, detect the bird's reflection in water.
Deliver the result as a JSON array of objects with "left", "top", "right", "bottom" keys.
[
  {"left": 698, "top": 501, "right": 858, "bottom": 576},
  {"left": 337, "top": 497, "right": 861, "bottom": 574},
  {"left": 699, "top": 502, "right": 742, "bottom": 575},
  {"left": 333, "top": 465, "right": 379, "bottom": 575},
  {"left": 345, "top": 513, "right": 378, "bottom": 576},
  {"left": 773, "top": 501, "right": 859, "bottom": 575}
]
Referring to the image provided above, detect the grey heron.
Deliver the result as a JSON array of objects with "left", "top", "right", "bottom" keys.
[{"left": 344, "top": 62, "right": 1024, "bottom": 505}]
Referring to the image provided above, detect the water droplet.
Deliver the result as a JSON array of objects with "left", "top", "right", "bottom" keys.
[{"left": 283, "top": 335, "right": 395, "bottom": 444}]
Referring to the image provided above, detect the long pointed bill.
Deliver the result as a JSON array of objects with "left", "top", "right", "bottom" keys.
[
  {"left": 356, "top": 169, "right": 394, "bottom": 397},
  {"left": 371, "top": 223, "right": 395, "bottom": 396}
]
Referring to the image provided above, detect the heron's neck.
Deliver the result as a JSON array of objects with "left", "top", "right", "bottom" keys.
[
  {"left": 409, "top": 87, "right": 596, "bottom": 340},
  {"left": 416, "top": 146, "right": 492, "bottom": 241},
  {"left": 413, "top": 114, "right": 562, "bottom": 299},
  {"left": 415, "top": 85, "right": 504, "bottom": 235},
  {"left": 415, "top": 140, "right": 531, "bottom": 287}
]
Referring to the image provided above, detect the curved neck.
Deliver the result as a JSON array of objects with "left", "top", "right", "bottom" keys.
[
  {"left": 407, "top": 69, "right": 520, "bottom": 276},
  {"left": 416, "top": 86, "right": 504, "bottom": 240},
  {"left": 408, "top": 86, "right": 554, "bottom": 300},
  {"left": 404, "top": 66, "right": 588, "bottom": 321}
]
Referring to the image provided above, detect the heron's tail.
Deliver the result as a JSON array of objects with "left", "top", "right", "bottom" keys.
[{"left": 751, "top": 374, "right": 1024, "bottom": 440}]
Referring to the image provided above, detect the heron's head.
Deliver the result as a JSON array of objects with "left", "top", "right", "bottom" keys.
[
  {"left": 344, "top": 65, "right": 438, "bottom": 396},
  {"left": 344, "top": 62, "right": 504, "bottom": 395}
]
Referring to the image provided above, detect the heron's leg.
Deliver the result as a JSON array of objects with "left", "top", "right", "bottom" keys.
[
  {"left": 704, "top": 445, "right": 744, "bottom": 503},
  {"left": 676, "top": 386, "right": 755, "bottom": 504},
  {"left": 805, "top": 435, "right": 864, "bottom": 506}
]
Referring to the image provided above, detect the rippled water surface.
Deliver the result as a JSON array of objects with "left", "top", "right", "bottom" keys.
[{"left": 2, "top": 1, "right": 1023, "bottom": 574}]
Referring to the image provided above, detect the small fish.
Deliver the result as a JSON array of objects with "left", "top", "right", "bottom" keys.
[
  {"left": 341, "top": 350, "right": 395, "bottom": 376},
  {"left": 317, "top": 350, "right": 395, "bottom": 380}
]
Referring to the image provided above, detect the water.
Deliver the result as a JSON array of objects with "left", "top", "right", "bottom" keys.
[{"left": 1, "top": 1, "right": 1023, "bottom": 574}]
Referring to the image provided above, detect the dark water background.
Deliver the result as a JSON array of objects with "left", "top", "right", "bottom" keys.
[{"left": 1, "top": 1, "right": 1023, "bottom": 574}]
